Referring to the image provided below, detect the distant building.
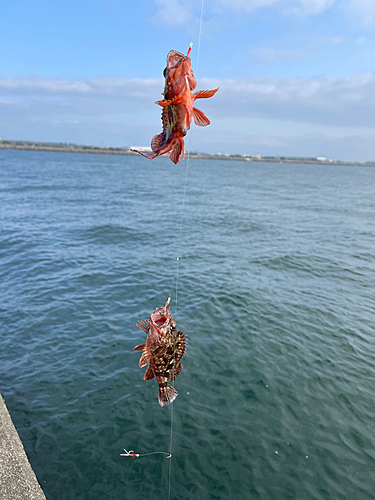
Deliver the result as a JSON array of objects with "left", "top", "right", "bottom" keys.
[
  {"left": 316, "top": 157, "right": 327, "bottom": 161},
  {"left": 131, "top": 146, "right": 152, "bottom": 152}
]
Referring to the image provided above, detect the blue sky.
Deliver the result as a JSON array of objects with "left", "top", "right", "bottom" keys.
[{"left": 1, "top": 0, "right": 375, "bottom": 160}]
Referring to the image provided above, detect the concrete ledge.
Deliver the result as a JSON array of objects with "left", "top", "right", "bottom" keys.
[{"left": 0, "top": 394, "right": 46, "bottom": 500}]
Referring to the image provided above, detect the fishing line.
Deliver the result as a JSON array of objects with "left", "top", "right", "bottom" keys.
[
  {"left": 167, "top": 399, "right": 174, "bottom": 500},
  {"left": 169, "top": 0, "right": 205, "bottom": 308},
  {"left": 122, "top": 1, "right": 206, "bottom": 496},
  {"left": 166, "top": 26, "right": 204, "bottom": 500},
  {"left": 195, "top": 0, "right": 205, "bottom": 77},
  {"left": 165, "top": 2, "right": 205, "bottom": 496}
]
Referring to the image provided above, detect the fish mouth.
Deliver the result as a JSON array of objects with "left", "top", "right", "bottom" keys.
[
  {"left": 151, "top": 306, "right": 170, "bottom": 329},
  {"left": 167, "top": 51, "right": 189, "bottom": 70}
]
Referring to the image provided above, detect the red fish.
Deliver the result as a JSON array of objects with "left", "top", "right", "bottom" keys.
[
  {"left": 132, "top": 48, "right": 219, "bottom": 165},
  {"left": 134, "top": 300, "right": 187, "bottom": 407}
]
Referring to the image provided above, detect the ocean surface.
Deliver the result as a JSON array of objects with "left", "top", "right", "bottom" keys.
[{"left": 1, "top": 149, "right": 375, "bottom": 500}]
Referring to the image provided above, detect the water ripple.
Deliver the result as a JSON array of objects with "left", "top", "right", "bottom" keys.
[{"left": 1, "top": 151, "right": 375, "bottom": 500}]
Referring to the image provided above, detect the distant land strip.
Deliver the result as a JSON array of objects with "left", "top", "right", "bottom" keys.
[{"left": 0, "top": 140, "right": 373, "bottom": 167}]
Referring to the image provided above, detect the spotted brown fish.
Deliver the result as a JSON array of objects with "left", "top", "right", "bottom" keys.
[{"left": 134, "top": 299, "right": 187, "bottom": 407}]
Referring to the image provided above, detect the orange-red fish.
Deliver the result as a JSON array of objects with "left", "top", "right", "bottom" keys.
[
  {"left": 134, "top": 300, "right": 187, "bottom": 407},
  {"left": 132, "top": 48, "right": 219, "bottom": 165}
]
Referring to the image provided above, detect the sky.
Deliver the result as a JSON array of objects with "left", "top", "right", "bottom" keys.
[{"left": 1, "top": 0, "right": 375, "bottom": 161}]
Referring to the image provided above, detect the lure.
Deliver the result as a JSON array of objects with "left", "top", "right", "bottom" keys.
[
  {"left": 120, "top": 449, "right": 139, "bottom": 457},
  {"left": 120, "top": 448, "right": 172, "bottom": 459}
]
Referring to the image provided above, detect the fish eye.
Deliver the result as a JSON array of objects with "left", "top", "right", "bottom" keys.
[{"left": 163, "top": 67, "right": 168, "bottom": 78}]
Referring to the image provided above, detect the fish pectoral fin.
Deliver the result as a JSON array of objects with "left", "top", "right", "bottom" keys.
[
  {"left": 144, "top": 366, "right": 155, "bottom": 380},
  {"left": 156, "top": 92, "right": 185, "bottom": 108},
  {"left": 193, "top": 107, "right": 210, "bottom": 127},
  {"left": 194, "top": 88, "right": 219, "bottom": 99},
  {"left": 136, "top": 320, "right": 150, "bottom": 333},
  {"left": 151, "top": 132, "right": 166, "bottom": 151},
  {"left": 155, "top": 99, "right": 171, "bottom": 108},
  {"left": 139, "top": 351, "right": 150, "bottom": 368},
  {"left": 134, "top": 343, "right": 146, "bottom": 351}
]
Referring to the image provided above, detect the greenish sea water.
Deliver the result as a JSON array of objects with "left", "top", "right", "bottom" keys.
[{"left": 1, "top": 150, "right": 375, "bottom": 500}]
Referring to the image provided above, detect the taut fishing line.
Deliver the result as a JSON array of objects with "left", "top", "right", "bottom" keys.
[{"left": 167, "top": 2, "right": 205, "bottom": 494}]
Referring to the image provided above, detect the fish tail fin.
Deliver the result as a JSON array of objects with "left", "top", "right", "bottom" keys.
[
  {"left": 158, "top": 384, "right": 178, "bottom": 407},
  {"left": 169, "top": 137, "right": 185, "bottom": 164}
]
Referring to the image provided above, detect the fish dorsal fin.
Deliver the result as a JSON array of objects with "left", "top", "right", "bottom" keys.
[
  {"left": 193, "top": 107, "right": 210, "bottom": 127},
  {"left": 194, "top": 88, "right": 219, "bottom": 99},
  {"left": 137, "top": 319, "right": 150, "bottom": 333},
  {"left": 151, "top": 132, "right": 165, "bottom": 151}
]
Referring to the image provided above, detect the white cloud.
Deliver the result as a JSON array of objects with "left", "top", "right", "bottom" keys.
[
  {"left": 3, "top": 74, "right": 375, "bottom": 127},
  {"left": 212, "top": 0, "right": 336, "bottom": 16},
  {"left": 344, "top": 0, "right": 375, "bottom": 25},
  {"left": 153, "top": 0, "right": 193, "bottom": 26},
  {"left": 217, "top": 0, "right": 279, "bottom": 12},
  {"left": 2, "top": 73, "right": 375, "bottom": 160},
  {"left": 152, "top": 0, "right": 338, "bottom": 27},
  {"left": 151, "top": 0, "right": 375, "bottom": 28},
  {"left": 290, "top": 0, "right": 336, "bottom": 15},
  {"left": 316, "top": 35, "right": 345, "bottom": 46},
  {"left": 251, "top": 47, "right": 312, "bottom": 64},
  {"left": 52, "top": 120, "right": 79, "bottom": 125},
  {"left": 199, "top": 73, "right": 375, "bottom": 126},
  {"left": 0, "top": 76, "right": 162, "bottom": 99},
  {"left": 0, "top": 77, "right": 91, "bottom": 94}
]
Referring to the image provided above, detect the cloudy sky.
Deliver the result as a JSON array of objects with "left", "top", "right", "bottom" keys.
[{"left": 1, "top": 0, "right": 375, "bottom": 160}]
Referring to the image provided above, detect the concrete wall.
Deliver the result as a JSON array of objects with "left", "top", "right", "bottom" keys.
[{"left": 0, "top": 394, "right": 47, "bottom": 500}]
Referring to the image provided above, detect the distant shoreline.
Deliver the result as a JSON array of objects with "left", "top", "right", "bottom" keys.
[{"left": 0, "top": 142, "right": 372, "bottom": 167}]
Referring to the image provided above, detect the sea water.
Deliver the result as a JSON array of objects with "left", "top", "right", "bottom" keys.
[{"left": 1, "top": 150, "right": 375, "bottom": 500}]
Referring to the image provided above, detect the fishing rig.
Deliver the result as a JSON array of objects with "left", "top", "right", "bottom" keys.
[
  {"left": 121, "top": 3, "right": 206, "bottom": 500},
  {"left": 121, "top": 448, "right": 172, "bottom": 459}
]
